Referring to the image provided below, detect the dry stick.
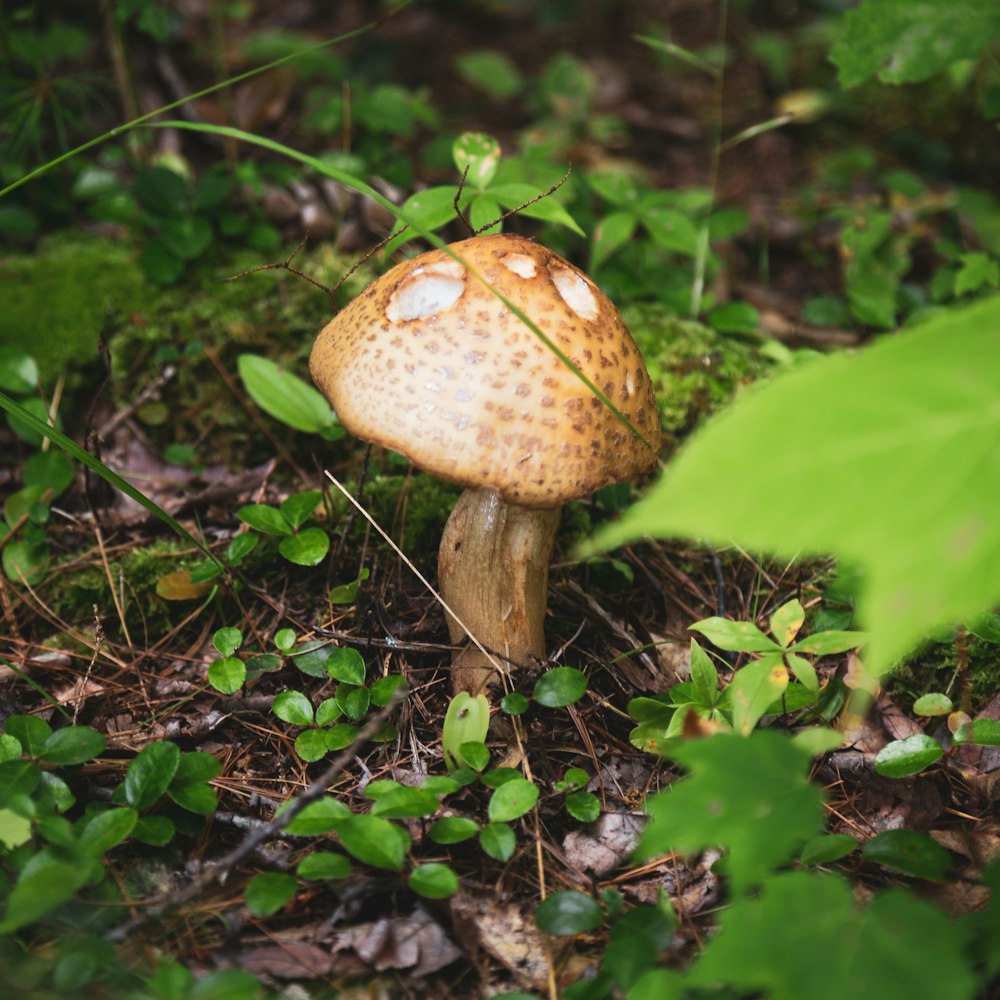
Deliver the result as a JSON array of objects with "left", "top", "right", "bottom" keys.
[{"left": 105, "top": 685, "right": 406, "bottom": 945}]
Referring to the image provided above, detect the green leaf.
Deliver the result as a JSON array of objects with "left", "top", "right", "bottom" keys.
[
  {"left": 799, "top": 833, "right": 857, "bottom": 866},
  {"left": 4, "top": 714, "right": 53, "bottom": 756},
  {"left": 591, "top": 210, "right": 638, "bottom": 272},
  {"left": 370, "top": 787, "right": 441, "bottom": 819},
  {"left": 280, "top": 490, "right": 322, "bottom": 530},
  {"left": 913, "top": 693, "right": 953, "bottom": 716},
  {"left": 831, "top": 0, "right": 1000, "bottom": 88},
  {"left": 603, "top": 904, "right": 675, "bottom": 990},
  {"left": 452, "top": 132, "right": 501, "bottom": 189},
  {"left": 690, "top": 617, "right": 778, "bottom": 653},
  {"left": 454, "top": 51, "right": 523, "bottom": 99},
  {"left": 297, "top": 851, "right": 351, "bottom": 880},
  {"left": 77, "top": 807, "right": 137, "bottom": 854},
  {"left": 643, "top": 206, "right": 700, "bottom": 256},
  {"left": 236, "top": 503, "right": 292, "bottom": 536},
  {"left": 863, "top": 829, "right": 953, "bottom": 881},
  {"left": 0, "top": 347, "right": 39, "bottom": 393},
  {"left": 874, "top": 734, "right": 944, "bottom": 777},
  {"left": 442, "top": 692, "right": 491, "bottom": 770},
  {"left": 282, "top": 797, "right": 350, "bottom": 836},
  {"left": 687, "top": 871, "right": 975, "bottom": 998},
  {"left": 337, "top": 815, "right": 407, "bottom": 870},
  {"left": 429, "top": 816, "right": 480, "bottom": 844},
  {"left": 294, "top": 730, "right": 329, "bottom": 762},
  {"left": 325, "top": 723, "right": 360, "bottom": 751},
  {"left": 729, "top": 657, "right": 789, "bottom": 736},
  {"left": 533, "top": 667, "right": 588, "bottom": 708},
  {"left": 213, "top": 627, "right": 243, "bottom": 657},
  {"left": 535, "top": 891, "right": 603, "bottom": 936},
  {"left": 489, "top": 182, "right": 585, "bottom": 236},
  {"left": 0, "top": 859, "right": 90, "bottom": 932},
  {"left": 335, "top": 684, "right": 370, "bottom": 721},
  {"left": 273, "top": 627, "right": 296, "bottom": 653},
  {"left": 707, "top": 302, "right": 760, "bottom": 335},
  {"left": 24, "top": 450, "right": 73, "bottom": 496},
  {"left": 769, "top": 600, "right": 805, "bottom": 648},
  {"left": 329, "top": 566, "right": 369, "bottom": 604},
  {"left": 691, "top": 643, "right": 721, "bottom": 708},
  {"left": 238, "top": 354, "right": 337, "bottom": 434},
  {"left": 132, "top": 814, "right": 175, "bottom": 846},
  {"left": 791, "top": 630, "right": 867, "bottom": 656},
  {"left": 245, "top": 871, "right": 297, "bottom": 917},
  {"left": 38, "top": 726, "right": 105, "bottom": 766},
  {"left": 326, "top": 647, "right": 366, "bottom": 685},
  {"left": 488, "top": 778, "right": 539, "bottom": 822},
  {"left": 478, "top": 822, "right": 516, "bottom": 861},
  {"left": 272, "top": 691, "right": 314, "bottom": 727},
  {"left": 501, "top": 692, "right": 530, "bottom": 715},
  {"left": 955, "top": 252, "right": 1000, "bottom": 296},
  {"left": 278, "top": 527, "right": 330, "bottom": 566},
  {"left": 586, "top": 296, "right": 1000, "bottom": 676},
  {"left": 208, "top": 656, "right": 246, "bottom": 694},
  {"left": 124, "top": 742, "right": 181, "bottom": 809},
  {"left": 408, "top": 862, "right": 460, "bottom": 899},
  {"left": 159, "top": 216, "right": 212, "bottom": 260},
  {"left": 637, "top": 731, "right": 824, "bottom": 894},
  {"left": 370, "top": 674, "right": 407, "bottom": 706},
  {"left": 565, "top": 791, "right": 601, "bottom": 823},
  {"left": 458, "top": 741, "right": 490, "bottom": 772},
  {"left": 954, "top": 718, "right": 1000, "bottom": 746}
]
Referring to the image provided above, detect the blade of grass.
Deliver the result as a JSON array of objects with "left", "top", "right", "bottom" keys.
[
  {"left": 148, "top": 120, "right": 657, "bottom": 454},
  {"left": 0, "top": 391, "right": 217, "bottom": 564}
]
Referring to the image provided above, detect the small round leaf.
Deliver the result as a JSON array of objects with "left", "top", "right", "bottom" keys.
[
  {"left": 409, "top": 862, "right": 460, "bottom": 899},
  {"left": 533, "top": 667, "right": 587, "bottom": 708},
  {"left": 535, "top": 890, "right": 604, "bottom": 935}
]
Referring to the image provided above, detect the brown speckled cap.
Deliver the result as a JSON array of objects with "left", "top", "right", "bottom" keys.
[{"left": 310, "top": 234, "right": 661, "bottom": 508}]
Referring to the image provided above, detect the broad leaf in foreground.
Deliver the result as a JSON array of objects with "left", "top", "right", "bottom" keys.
[
  {"left": 687, "top": 871, "right": 975, "bottom": 1000},
  {"left": 635, "top": 731, "right": 824, "bottom": 895},
  {"left": 587, "top": 295, "right": 1000, "bottom": 676}
]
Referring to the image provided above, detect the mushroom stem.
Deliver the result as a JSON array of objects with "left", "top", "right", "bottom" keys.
[{"left": 438, "top": 487, "right": 560, "bottom": 696}]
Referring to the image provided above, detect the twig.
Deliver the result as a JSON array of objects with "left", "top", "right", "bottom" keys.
[
  {"left": 453, "top": 165, "right": 474, "bottom": 236},
  {"left": 472, "top": 164, "right": 573, "bottom": 236},
  {"left": 222, "top": 233, "right": 337, "bottom": 303},
  {"left": 105, "top": 684, "right": 407, "bottom": 944}
]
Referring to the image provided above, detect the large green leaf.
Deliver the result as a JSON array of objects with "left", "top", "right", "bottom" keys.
[
  {"left": 831, "top": 0, "right": 1000, "bottom": 88},
  {"left": 237, "top": 354, "right": 337, "bottom": 435},
  {"left": 687, "top": 871, "right": 975, "bottom": 999},
  {"left": 636, "top": 731, "right": 824, "bottom": 895},
  {"left": 587, "top": 296, "right": 1000, "bottom": 676}
]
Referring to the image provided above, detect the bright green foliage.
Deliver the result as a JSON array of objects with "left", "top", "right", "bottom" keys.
[
  {"left": 488, "top": 779, "right": 539, "bottom": 823},
  {"left": 637, "top": 731, "right": 824, "bottom": 895},
  {"left": 236, "top": 491, "right": 330, "bottom": 567},
  {"left": 296, "top": 851, "right": 351, "bottom": 880},
  {"left": 442, "top": 692, "right": 491, "bottom": 770},
  {"left": 831, "top": 0, "right": 1000, "bottom": 88},
  {"left": 874, "top": 733, "right": 944, "bottom": 777},
  {"left": 533, "top": 667, "right": 588, "bottom": 708},
  {"left": 337, "top": 815, "right": 408, "bottom": 870},
  {"left": 588, "top": 296, "right": 1000, "bottom": 676},
  {"left": 479, "top": 823, "right": 516, "bottom": 862},
  {"left": 237, "top": 354, "right": 341, "bottom": 438},
  {"left": 800, "top": 833, "right": 858, "bottom": 866},
  {"left": 686, "top": 872, "right": 975, "bottom": 999}
]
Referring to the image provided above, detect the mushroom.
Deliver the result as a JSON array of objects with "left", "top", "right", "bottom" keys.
[{"left": 310, "top": 234, "right": 661, "bottom": 695}]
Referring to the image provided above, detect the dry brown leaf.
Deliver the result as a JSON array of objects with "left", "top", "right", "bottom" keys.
[
  {"left": 563, "top": 812, "right": 644, "bottom": 876},
  {"left": 333, "top": 907, "right": 461, "bottom": 977}
]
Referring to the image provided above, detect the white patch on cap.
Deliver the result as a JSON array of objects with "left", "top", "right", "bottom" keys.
[
  {"left": 503, "top": 254, "right": 537, "bottom": 279},
  {"left": 387, "top": 273, "right": 465, "bottom": 322},
  {"left": 550, "top": 266, "right": 598, "bottom": 321}
]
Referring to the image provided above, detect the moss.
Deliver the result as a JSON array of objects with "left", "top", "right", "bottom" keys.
[
  {"left": 0, "top": 232, "right": 147, "bottom": 383},
  {"left": 623, "top": 303, "right": 776, "bottom": 451}
]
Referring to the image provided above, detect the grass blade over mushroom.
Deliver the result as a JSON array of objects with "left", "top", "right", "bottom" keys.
[{"left": 146, "top": 120, "right": 659, "bottom": 453}]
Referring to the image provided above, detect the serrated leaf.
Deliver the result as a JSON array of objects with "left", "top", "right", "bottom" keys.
[
  {"left": 586, "top": 296, "right": 1000, "bottom": 677},
  {"left": 874, "top": 734, "right": 943, "bottom": 777},
  {"left": 636, "top": 731, "right": 824, "bottom": 894},
  {"left": 272, "top": 691, "right": 314, "bottom": 726},
  {"left": 238, "top": 354, "right": 337, "bottom": 434}
]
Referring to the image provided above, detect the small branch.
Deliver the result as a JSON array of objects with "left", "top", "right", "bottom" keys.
[
  {"left": 472, "top": 164, "right": 573, "bottom": 236},
  {"left": 105, "top": 685, "right": 407, "bottom": 944},
  {"left": 223, "top": 233, "right": 339, "bottom": 305},
  {"left": 453, "top": 165, "right": 474, "bottom": 236}
]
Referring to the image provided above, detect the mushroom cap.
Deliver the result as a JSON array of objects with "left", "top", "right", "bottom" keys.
[{"left": 310, "top": 234, "right": 661, "bottom": 507}]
